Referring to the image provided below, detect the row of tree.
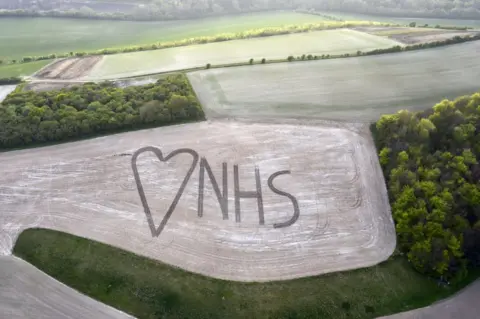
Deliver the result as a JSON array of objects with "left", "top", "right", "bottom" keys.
[
  {"left": 216, "top": 33, "right": 480, "bottom": 68},
  {"left": 2, "top": 21, "right": 390, "bottom": 65},
  {"left": 6, "top": 22, "right": 480, "bottom": 66},
  {"left": 1, "top": 0, "right": 480, "bottom": 20},
  {"left": 0, "top": 74, "right": 204, "bottom": 149},
  {"left": 0, "top": 77, "right": 22, "bottom": 85},
  {"left": 373, "top": 93, "right": 480, "bottom": 281}
]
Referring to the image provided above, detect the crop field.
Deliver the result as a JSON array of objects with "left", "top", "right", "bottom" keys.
[
  {"left": 0, "top": 12, "right": 329, "bottom": 60},
  {"left": 322, "top": 11, "right": 480, "bottom": 28},
  {"left": 188, "top": 41, "right": 480, "bottom": 123},
  {"left": 85, "top": 29, "right": 401, "bottom": 80},
  {"left": 0, "top": 60, "right": 51, "bottom": 78},
  {"left": 0, "top": 121, "right": 395, "bottom": 281}
]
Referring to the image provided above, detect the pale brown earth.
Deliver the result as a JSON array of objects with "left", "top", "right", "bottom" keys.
[
  {"left": 377, "top": 280, "right": 480, "bottom": 319},
  {"left": 390, "top": 30, "right": 479, "bottom": 44},
  {"left": 353, "top": 26, "right": 479, "bottom": 44},
  {"left": 0, "top": 256, "right": 133, "bottom": 319},
  {"left": 23, "top": 81, "right": 86, "bottom": 92},
  {"left": 34, "top": 56, "right": 102, "bottom": 80},
  {"left": 0, "top": 121, "right": 395, "bottom": 282}
]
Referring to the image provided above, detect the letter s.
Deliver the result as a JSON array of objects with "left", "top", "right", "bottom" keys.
[{"left": 268, "top": 171, "right": 300, "bottom": 228}]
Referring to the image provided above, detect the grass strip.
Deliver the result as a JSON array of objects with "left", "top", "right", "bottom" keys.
[{"left": 14, "top": 228, "right": 480, "bottom": 319}]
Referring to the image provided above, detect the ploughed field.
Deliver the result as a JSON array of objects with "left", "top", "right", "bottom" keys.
[
  {"left": 319, "top": 11, "right": 480, "bottom": 28},
  {"left": 188, "top": 41, "right": 480, "bottom": 123},
  {"left": 353, "top": 26, "right": 480, "bottom": 44},
  {"left": 0, "top": 121, "right": 395, "bottom": 282}
]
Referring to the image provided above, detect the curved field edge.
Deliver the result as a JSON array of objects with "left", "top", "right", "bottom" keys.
[{"left": 13, "top": 228, "right": 480, "bottom": 319}]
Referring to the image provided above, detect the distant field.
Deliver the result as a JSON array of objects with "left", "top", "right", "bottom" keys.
[
  {"left": 0, "top": 60, "right": 51, "bottom": 78},
  {"left": 321, "top": 11, "right": 480, "bottom": 28},
  {"left": 187, "top": 41, "right": 480, "bottom": 123},
  {"left": 87, "top": 29, "right": 401, "bottom": 79},
  {"left": 0, "top": 12, "right": 329, "bottom": 60}
]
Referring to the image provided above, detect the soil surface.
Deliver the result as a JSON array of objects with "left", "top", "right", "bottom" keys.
[
  {"left": 353, "top": 26, "right": 480, "bottom": 44},
  {"left": 34, "top": 56, "right": 102, "bottom": 80},
  {"left": 0, "top": 121, "right": 395, "bottom": 282},
  {"left": 0, "top": 85, "right": 16, "bottom": 102}
]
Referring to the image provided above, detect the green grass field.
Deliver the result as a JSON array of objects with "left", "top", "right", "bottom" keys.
[
  {"left": 87, "top": 29, "right": 401, "bottom": 79},
  {"left": 187, "top": 41, "right": 480, "bottom": 123},
  {"left": 321, "top": 11, "right": 480, "bottom": 28},
  {"left": 0, "top": 60, "right": 51, "bottom": 78},
  {"left": 0, "top": 12, "right": 329, "bottom": 60},
  {"left": 13, "top": 228, "right": 480, "bottom": 319}
]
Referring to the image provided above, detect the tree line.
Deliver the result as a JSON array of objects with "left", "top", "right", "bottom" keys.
[
  {"left": 372, "top": 92, "right": 480, "bottom": 281},
  {"left": 236, "top": 33, "right": 480, "bottom": 67},
  {"left": 5, "top": 21, "right": 479, "bottom": 66},
  {"left": 0, "top": 74, "right": 204, "bottom": 149},
  {"left": 0, "top": 77, "right": 22, "bottom": 85},
  {"left": 1, "top": 0, "right": 480, "bottom": 20},
  {"left": 2, "top": 21, "right": 391, "bottom": 65}
]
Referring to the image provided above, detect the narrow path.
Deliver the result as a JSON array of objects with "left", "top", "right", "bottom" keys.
[
  {"left": 0, "top": 256, "right": 134, "bottom": 319},
  {"left": 377, "top": 279, "right": 480, "bottom": 319}
]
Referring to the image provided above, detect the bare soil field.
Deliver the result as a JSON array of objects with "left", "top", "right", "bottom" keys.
[
  {"left": 0, "top": 121, "right": 395, "bottom": 282},
  {"left": 0, "top": 256, "right": 133, "bottom": 319},
  {"left": 23, "top": 81, "right": 87, "bottom": 92},
  {"left": 187, "top": 41, "right": 480, "bottom": 123},
  {"left": 34, "top": 56, "right": 102, "bottom": 80},
  {"left": 354, "top": 26, "right": 480, "bottom": 44}
]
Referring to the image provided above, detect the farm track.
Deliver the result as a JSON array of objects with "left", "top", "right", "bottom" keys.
[
  {"left": 377, "top": 279, "right": 480, "bottom": 319},
  {"left": 353, "top": 26, "right": 480, "bottom": 44},
  {"left": 0, "top": 256, "right": 133, "bottom": 319}
]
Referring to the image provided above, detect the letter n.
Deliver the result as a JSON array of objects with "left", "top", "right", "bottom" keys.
[{"left": 197, "top": 158, "right": 228, "bottom": 219}]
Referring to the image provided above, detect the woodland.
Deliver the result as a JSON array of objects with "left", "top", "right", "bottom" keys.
[
  {"left": 373, "top": 92, "right": 480, "bottom": 281},
  {"left": 0, "top": 74, "right": 204, "bottom": 148},
  {"left": 1, "top": 0, "right": 480, "bottom": 20}
]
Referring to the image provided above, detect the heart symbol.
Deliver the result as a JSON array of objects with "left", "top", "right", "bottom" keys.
[{"left": 131, "top": 146, "right": 199, "bottom": 237}]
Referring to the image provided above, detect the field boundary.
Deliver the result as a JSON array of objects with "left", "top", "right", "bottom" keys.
[{"left": 3, "top": 20, "right": 397, "bottom": 65}]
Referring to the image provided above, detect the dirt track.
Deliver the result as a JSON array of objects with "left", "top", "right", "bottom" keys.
[
  {"left": 0, "top": 85, "right": 16, "bottom": 102},
  {"left": 0, "top": 256, "right": 133, "bottom": 319},
  {"left": 34, "top": 56, "right": 102, "bottom": 80},
  {"left": 0, "top": 121, "right": 395, "bottom": 282},
  {"left": 354, "top": 26, "right": 479, "bottom": 44},
  {"left": 377, "top": 279, "right": 480, "bottom": 319}
]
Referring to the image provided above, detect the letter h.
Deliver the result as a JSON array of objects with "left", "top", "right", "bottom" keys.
[{"left": 234, "top": 165, "right": 264, "bottom": 225}]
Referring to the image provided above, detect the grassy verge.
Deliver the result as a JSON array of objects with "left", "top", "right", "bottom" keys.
[
  {"left": 101, "top": 33, "right": 480, "bottom": 81},
  {"left": 14, "top": 228, "right": 480, "bottom": 319},
  {"left": 0, "top": 60, "right": 51, "bottom": 78},
  {"left": 3, "top": 20, "right": 393, "bottom": 64}
]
